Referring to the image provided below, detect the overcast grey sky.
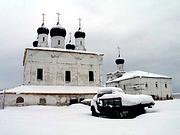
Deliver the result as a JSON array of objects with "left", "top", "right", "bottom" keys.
[{"left": 0, "top": 0, "right": 179, "bottom": 92}]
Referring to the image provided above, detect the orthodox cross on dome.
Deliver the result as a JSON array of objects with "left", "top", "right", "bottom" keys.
[
  {"left": 42, "top": 13, "right": 45, "bottom": 26},
  {"left": 117, "top": 46, "right": 121, "bottom": 57},
  {"left": 69, "top": 32, "right": 72, "bottom": 43},
  {"left": 78, "top": 18, "right": 82, "bottom": 30},
  {"left": 56, "top": 12, "right": 61, "bottom": 25}
]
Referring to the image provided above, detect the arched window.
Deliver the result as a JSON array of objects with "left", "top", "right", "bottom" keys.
[
  {"left": 39, "top": 98, "right": 46, "bottom": 105},
  {"left": 58, "top": 40, "right": 60, "bottom": 45},
  {"left": 16, "top": 97, "right": 24, "bottom": 103},
  {"left": 43, "top": 37, "right": 45, "bottom": 42},
  {"left": 145, "top": 83, "right": 148, "bottom": 88},
  {"left": 155, "top": 82, "right": 158, "bottom": 88}
]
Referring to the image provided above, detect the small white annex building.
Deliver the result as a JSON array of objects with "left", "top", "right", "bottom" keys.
[
  {"left": 106, "top": 50, "right": 172, "bottom": 100},
  {"left": 3, "top": 85, "right": 100, "bottom": 106},
  {"left": 0, "top": 14, "right": 104, "bottom": 107}
]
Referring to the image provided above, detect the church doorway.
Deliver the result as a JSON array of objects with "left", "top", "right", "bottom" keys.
[{"left": 70, "top": 98, "right": 78, "bottom": 105}]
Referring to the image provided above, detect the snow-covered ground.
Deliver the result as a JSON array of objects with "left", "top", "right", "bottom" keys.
[{"left": 0, "top": 99, "right": 180, "bottom": 135}]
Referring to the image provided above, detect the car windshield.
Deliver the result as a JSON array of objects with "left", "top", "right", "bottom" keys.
[{"left": 100, "top": 98, "right": 121, "bottom": 107}]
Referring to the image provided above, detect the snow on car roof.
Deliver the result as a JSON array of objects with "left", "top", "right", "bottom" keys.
[
  {"left": 99, "top": 92, "right": 154, "bottom": 106},
  {"left": 98, "top": 87, "right": 124, "bottom": 95},
  {"left": 107, "top": 70, "right": 171, "bottom": 83}
]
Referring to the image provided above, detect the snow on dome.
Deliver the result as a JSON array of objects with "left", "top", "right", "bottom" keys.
[
  {"left": 50, "top": 23, "right": 66, "bottom": 37},
  {"left": 33, "top": 40, "right": 38, "bottom": 47},
  {"left": 115, "top": 58, "right": 125, "bottom": 65},
  {"left": 66, "top": 44, "right": 75, "bottom": 50},
  {"left": 74, "top": 30, "right": 86, "bottom": 38},
  {"left": 37, "top": 23, "right": 49, "bottom": 35},
  {"left": 108, "top": 70, "right": 171, "bottom": 83}
]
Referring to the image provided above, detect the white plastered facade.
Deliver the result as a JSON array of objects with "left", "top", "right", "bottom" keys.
[
  {"left": 23, "top": 48, "right": 104, "bottom": 87},
  {"left": 107, "top": 76, "right": 172, "bottom": 98}
]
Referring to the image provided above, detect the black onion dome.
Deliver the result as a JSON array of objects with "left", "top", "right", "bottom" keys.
[
  {"left": 33, "top": 40, "right": 38, "bottom": 47},
  {"left": 66, "top": 44, "right": 75, "bottom": 50},
  {"left": 74, "top": 31, "right": 86, "bottom": 38},
  {"left": 37, "top": 24, "right": 49, "bottom": 35},
  {"left": 50, "top": 24, "right": 66, "bottom": 37},
  {"left": 115, "top": 58, "right": 125, "bottom": 65}
]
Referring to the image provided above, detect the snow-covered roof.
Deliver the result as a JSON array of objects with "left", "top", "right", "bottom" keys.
[
  {"left": 5, "top": 85, "right": 101, "bottom": 95},
  {"left": 23, "top": 47, "right": 104, "bottom": 65},
  {"left": 107, "top": 70, "right": 171, "bottom": 83},
  {"left": 25, "top": 47, "right": 104, "bottom": 56}
]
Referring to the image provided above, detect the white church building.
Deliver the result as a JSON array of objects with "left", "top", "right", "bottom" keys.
[
  {"left": 0, "top": 14, "right": 104, "bottom": 107},
  {"left": 106, "top": 50, "right": 173, "bottom": 100},
  {"left": 0, "top": 14, "right": 173, "bottom": 108}
]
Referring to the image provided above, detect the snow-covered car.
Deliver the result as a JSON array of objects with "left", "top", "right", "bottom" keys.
[{"left": 91, "top": 87, "right": 155, "bottom": 118}]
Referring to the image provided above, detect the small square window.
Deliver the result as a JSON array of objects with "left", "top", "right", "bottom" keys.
[{"left": 39, "top": 98, "right": 46, "bottom": 105}]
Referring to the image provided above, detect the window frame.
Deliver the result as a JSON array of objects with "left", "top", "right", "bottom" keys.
[
  {"left": 58, "top": 40, "right": 60, "bottom": 45},
  {"left": 165, "top": 83, "right": 167, "bottom": 88},
  {"left": 145, "top": 83, "right": 148, "bottom": 88},
  {"left": 65, "top": 71, "right": 71, "bottom": 82},
  {"left": 123, "top": 84, "right": 126, "bottom": 90},
  {"left": 16, "top": 97, "right": 24, "bottom": 103},
  {"left": 80, "top": 41, "right": 82, "bottom": 45},
  {"left": 89, "top": 71, "right": 94, "bottom": 82},
  {"left": 155, "top": 82, "right": 158, "bottom": 88},
  {"left": 37, "top": 68, "right": 43, "bottom": 80},
  {"left": 39, "top": 98, "right": 46, "bottom": 105}
]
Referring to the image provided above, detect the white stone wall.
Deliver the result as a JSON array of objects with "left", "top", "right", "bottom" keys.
[
  {"left": 4, "top": 93, "right": 95, "bottom": 106},
  {"left": 38, "top": 34, "right": 48, "bottom": 47},
  {"left": 75, "top": 38, "right": 85, "bottom": 51},
  {"left": 0, "top": 93, "right": 4, "bottom": 109},
  {"left": 106, "top": 77, "right": 172, "bottom": 98},
  {"left": 51, "top": 36, "right": 65, "bottom": 48},
  {"left": 23, "top": 49, "right": 103, "bottom": 86},
  {"left": 117, "top": 64, "right": 124, "bottom": 72}
]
